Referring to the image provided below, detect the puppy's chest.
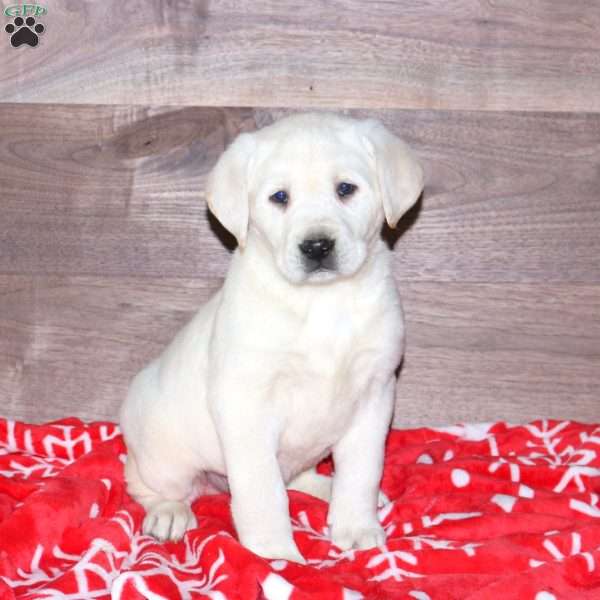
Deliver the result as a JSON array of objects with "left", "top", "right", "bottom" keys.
[{"left": 274, "top": 308, "right": 384, "bottom": 477}]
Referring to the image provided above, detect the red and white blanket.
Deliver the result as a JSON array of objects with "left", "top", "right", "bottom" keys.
[{"left": 0, "top": 418, "right": 599, "bottom": 599}]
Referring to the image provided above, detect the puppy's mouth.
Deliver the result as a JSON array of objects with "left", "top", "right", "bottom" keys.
[
  {"left": 303, "top": 255, "right": 337, "bottom": 275},
  {"left": 301, "top": 258, "right": 340, "bottom": 284}
]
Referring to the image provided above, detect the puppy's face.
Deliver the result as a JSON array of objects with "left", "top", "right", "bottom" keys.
[
  {"left": 248, "top": 130, "right": 380, "bottom": 284},
  {"left": 208, "top": 113, "right": 424, "bottom": 285}
]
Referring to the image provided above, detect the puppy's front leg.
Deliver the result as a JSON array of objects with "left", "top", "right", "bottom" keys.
[
  {"left": 216, "top": 409, "right": 305, "bottom": 564},
  {"left": 328, "top": 377, "right": 395, "bottom": 551}
]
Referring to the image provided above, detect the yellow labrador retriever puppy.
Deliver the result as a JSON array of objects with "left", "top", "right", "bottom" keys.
[{"left": 120, "top": 112, "right": 424, "bottom": 564}]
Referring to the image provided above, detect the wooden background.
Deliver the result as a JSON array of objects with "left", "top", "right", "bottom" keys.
[{"left": 1, "top": 1, "right": 599, "bottom": 426}]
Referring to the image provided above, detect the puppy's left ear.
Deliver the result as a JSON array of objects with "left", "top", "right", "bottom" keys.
[
  {"left": 207, "top": 132, "right": 256, "bottom": 248},
  {"left": 360, "top": 119, "right": 424, "bottom": 228}
]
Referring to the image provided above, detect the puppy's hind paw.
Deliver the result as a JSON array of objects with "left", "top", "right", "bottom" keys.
[
  {"left": 330, "top": 521, "right": 386, "bottom": 551},
  {"left": 143, "top": 500, "right": 197, "bottom": 542}
]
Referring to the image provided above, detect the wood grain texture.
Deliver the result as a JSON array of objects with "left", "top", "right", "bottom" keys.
[
  {"left": 1, "top": 1, "right": 600, "bottom": 111},
  {"left": 1, "top": 104, "right": 599, "bottom": 283},
  {"left": 1, "top": 276, "right": 598, "bottom": 425},
  {"left": 397, "top": 282, "right": 600, "bottom": 426},
  {"left": 0, "top": 275, "right": 222, "bottom": 422}
]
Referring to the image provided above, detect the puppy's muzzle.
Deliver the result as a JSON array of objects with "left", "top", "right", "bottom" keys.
[{"left": 299, "top": 236, "right": 337, "bottom": 273}]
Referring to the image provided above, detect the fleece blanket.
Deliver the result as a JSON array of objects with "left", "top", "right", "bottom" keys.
[{"left": 0, "top": 419, "right": 599, "bottom": 599}]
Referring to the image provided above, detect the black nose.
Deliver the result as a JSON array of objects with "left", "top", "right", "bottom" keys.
[{"left": 299, "top": 237, "right": 335, "bottom": 261}]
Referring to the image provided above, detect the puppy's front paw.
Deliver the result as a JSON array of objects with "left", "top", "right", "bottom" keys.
[
  {"left": 143, "top": 500, "right": 197, "bottom": 542},
  {"left": 330, "top": 520, "right": 386, "bottom": 551}
]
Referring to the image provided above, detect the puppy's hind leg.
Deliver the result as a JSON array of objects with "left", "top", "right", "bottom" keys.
[
  {"left": 287, "top": 467, "right": 332, "bottom": 502},
  {"left": 124, "top": 452, "right": 198, "bottom": 542}
]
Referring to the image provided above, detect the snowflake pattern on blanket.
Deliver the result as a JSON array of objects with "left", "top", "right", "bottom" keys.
[{"left": 0, "top": 418, "right": 599, "bottom": 599}]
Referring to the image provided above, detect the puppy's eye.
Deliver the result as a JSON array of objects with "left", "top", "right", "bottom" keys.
[
  {"left": 336, "top": 182, "right": 357, "bottom": 198},
  {"left": 269, "top": 190, "right": 289, "bottom": 205}
]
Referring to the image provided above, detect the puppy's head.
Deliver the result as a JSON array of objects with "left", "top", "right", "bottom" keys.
[{"left": 207, "top": 113, "right": 423, "bottom": 284}]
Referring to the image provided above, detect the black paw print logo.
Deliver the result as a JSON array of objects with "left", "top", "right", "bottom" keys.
[{"left": 5, "top": 16, "right": 45, "bottom": 48}]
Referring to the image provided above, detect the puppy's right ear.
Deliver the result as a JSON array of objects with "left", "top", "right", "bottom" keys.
[{"left": 207, "top": 132, "right": 256, "bottom": 249}]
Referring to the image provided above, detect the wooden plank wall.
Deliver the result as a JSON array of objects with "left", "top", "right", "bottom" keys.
[
  {"left": 2, "top": 1, "right": 600, "bottom": 111},
  {"left": 0, "top": 2, "right": 599, "bottom": 426}
]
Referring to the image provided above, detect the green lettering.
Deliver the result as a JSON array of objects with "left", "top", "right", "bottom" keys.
[
  {"left": 4, "top": 4, "right": 48, "bottom": 17},
  {"left": 23, "top": 5, "right": 47, "bottom": 16}
]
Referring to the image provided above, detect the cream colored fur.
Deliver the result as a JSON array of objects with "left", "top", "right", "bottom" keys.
[{"left": 119, "top": 112, "right": 424, "bottom": 563}]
